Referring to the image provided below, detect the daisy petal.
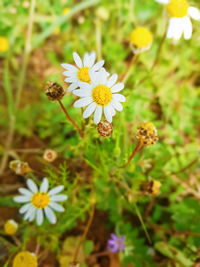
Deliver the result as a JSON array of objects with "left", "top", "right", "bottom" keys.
[
  {"left": 83, "top": 52, "right": 90, "bottom": 67},
  {"left": 49, "top": 201, "right": 65, "bottom": 212},
  {"left": 83, "top": 102, "right": 97, "bottom": 118},
  {"left": 188, "top": 7, "right": 200, "bottom": 21},
  {"left": 19, "top": 203, "right": 32, "bottom": 214},
  {"left": 78, "top": 82, "right": 91, "bottom": 90},
  {"left": 92, "top": 60, "right": 104, "bottom": 71},
  {"left": 107, "top": 74, "right": 118, "bottom": 87},
  {"left": 88, "top": 51, "right": 96, "bottom": 67},
  {"left": 18, "top": 188, "right": 33, "bottom": 196},
  {"left": 64, "top": 77, "right": 78, "bottom": 83},
  {"left": 73, "top": 89, "right": 91, "bottom": 97},
  {"left": 48, "top": 185, "right": 64, "bottom": 196},
  {"left": 93, "top": 105, "right": 102, "bottom": 124},
  {"left": 68, "top": 83, "right": 78, "bottom": 91},
  {"left": 155, "top": 0, "right": 169, "bottom": 3},
  {"left": 61, "top": 63, "right": 78, "bottom": 72},
  {"left": 50, "top": 194, "right": 68, "bottom": 202},
  {"left": 28, "top": 208, "right": 36, "bottom": 222},
  {"left": 113, "top": 94, "right": 126, "bottom": 102},
  {"left": 74, "top": 97, "right": 93, "bottom": 108},
  {"left": 24, "top": 206, "right": 35, "bottom": 220},
  {"left": 40, "top": 178, "right": 49, "bottom": 193},
  {"left": 183, "top": 17, "right": 192, "bottom": 40},
  {"left": 26, "top": 179, "right": 38, "bottom": 193},
  {"left": 104, "top": 105, "right": 112, "bottom": 123},
  {"left": 13, "top": 195, "right": 31, "bottom": 203},
  {"left": 111, "top": 99, "right": 123, "bottom": 111},
  {"left": 111, "top": 83, "right": 124, "bottom": 93},
  {"left": 73, "top": 52, "right": 83, "bottom": 68},
  {"left": 44, "top": 207, "right": 56, "bottom": 224},
  {"left": 110, "top": 104, "right": 116, "bottom": 116},
  {"left": 36, "top": 209, "right": 44, "bottom": 226}
]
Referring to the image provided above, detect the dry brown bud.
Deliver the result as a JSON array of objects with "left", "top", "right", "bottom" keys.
[
  {"left": 136, "top": 122, "right": 158, "bottom": 146},
  {"left": 45, "top": 81, "right": 65, "bottom": 101},
  {"left": 43, "top": 149, "right": 58, "bottom": 162},
  {"left": 97, "top": 120, "right": 113, "bottom": 137},
  {"left": 140, "top": 180, "right": 161, "bottom": 196},
  {"left": 9, "top": 160, "right": 32, "bottom": 175}
]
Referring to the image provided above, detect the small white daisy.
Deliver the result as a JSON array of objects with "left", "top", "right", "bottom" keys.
[
  {"left": 73, "top": 69, "right": 126, "bottom": 124},
  {"left": 156, "top": 0, "right": 200, "bottom": 41},
  {"left": 13, "top": 178, "right": 67, "bottom": 225},
  {"left": 61, "top": 51, "right": 105, "bottom": 92}
]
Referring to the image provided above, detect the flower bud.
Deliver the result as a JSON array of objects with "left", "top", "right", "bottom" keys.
[
  {"left": 43, "top": 149, "right": 58, "bottom": 162},
  {"left": 13, "top": 251, "right": 37, "bottom": 267},
  {"left": 4, "top": 220, "right": 18, "bottom": 235},
  {"left": 45, "top": 81, "right": 65, "bottom": 101},
  {"left": 97, "top": 120, "right": 113, "bottom": 137}
]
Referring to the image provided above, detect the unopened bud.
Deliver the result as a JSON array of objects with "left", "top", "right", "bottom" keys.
[
  {"left": 97, "top": 120, "right": 113, "bottom": 137},
  {"left": 45, "top": 81, "right": 65, "bottom": 101},
  {"left": 4, "top": 220, "right": 18, "bottom": 235}
]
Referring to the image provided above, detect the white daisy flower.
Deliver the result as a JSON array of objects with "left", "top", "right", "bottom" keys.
[
  {"left": 73, "top": 69, "right": 126, "bottom": 124},
  {"left": 156, "top": 0, "right": 200, "bottom": 41},
  {"left": 13, "top": 178, "right": 67, "bottom": 226},
  {"left": 61, "top": 51, "right": 105, "bottom": 92}
]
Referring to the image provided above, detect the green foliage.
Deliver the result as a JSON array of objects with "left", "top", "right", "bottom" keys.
[{"left": 0, "top": 0, "right": 200, "bottom": 266}]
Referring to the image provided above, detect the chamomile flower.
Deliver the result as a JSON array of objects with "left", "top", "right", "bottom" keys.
[
  {"left": 130, "top": 27, "right": 153, "bottom": 54},
  {"left": 73, "top": 69, "right": 126, "bottom": 124},
  {"left": 13, "top": 178, "right": 67, "bottom": 225},
  {"left": 61, "top": 52, "right": 105, "bottom": 92},
  {"left": 156, "top": 0, "right": 200, "bottom": 41}
]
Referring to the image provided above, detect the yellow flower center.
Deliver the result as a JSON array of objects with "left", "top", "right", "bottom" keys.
[
  {"left": 77, "top": 67, "right": 91, "bottom": 83},
  {"left": 136, "top": 122, "right": 158, "bottom": 146},
  {"left": 4, "top": 220, "right": 18, "bottom": 235},
  {"left": 92, "top": 85, "right": 112, "bottom": 106},
  {"left": 13, "top": 251, "right": 38, "bottom": 267},
  {"left": 31, "top": 192, "right": 50, "bottom": 209},
  {"left": 167, "top": 0, "right": 189, "bottom": 18},
  {"left": 0, "top": 36, "right": 9, "bottom": 52},
  {"left": 130, "top": 27, "right": 153, "bottom": 48}
]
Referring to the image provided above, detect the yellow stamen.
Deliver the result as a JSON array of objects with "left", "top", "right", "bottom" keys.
[
  {"left": 167, "top": 0, "right": 189, "bottom": 18},
  {"left": 0, "top": 36, "right": 9, "bottom": 52},
  {"left": 130, "top": 27, "right": 153, "bottom": 48},
  {"left": 13, "top": 251, "right": 37, "bottom": 267},
  {"left": 92, "top": 85, "right": 112, "bottom": 106},
  {"left": 31, "top": 192, "right": 50, "bottom": 209},
  {"left": 77, "top": 67, "right": 91, "bottom": 83}
]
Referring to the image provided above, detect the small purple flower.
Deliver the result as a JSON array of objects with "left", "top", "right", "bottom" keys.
[{"left": 107, "top": 233, "right": 125, "bottom": 253}]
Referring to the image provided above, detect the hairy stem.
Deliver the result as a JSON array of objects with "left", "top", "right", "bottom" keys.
[
  {"left": 120, "top": 142, "right": 143, "bottom": 168},
  {"left": 58, "top": 100, "right": 84, "bottom": 138},
  {"left": 120, "top": 54, "right": 137, "bottom": 83}
]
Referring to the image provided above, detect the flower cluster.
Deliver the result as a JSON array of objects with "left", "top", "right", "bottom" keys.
[
  {"left": 14, "top": 178, "right": 67, "bottom": 225},
  {"left": 61, "top": 52, "right": 126, "bottom": 124},
  {"left": 156, "top": 0, "right": 200, "bottom": 41}
]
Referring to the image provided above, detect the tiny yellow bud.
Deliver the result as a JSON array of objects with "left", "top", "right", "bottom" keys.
[
  {"left": 136, "top": 122, "right": 158, "bottom": 146},
  {"left": 62, "top": 8, "right": 70, "bottom": 15},
  {"left": 13, "top": 251, "right": 37, "bottom": 267},
  {"left": 130, "top": 27, "right": 153, "bottom": 54},
  {"left": 4, "top": 220, "right": 18, "bottom": 235},
  {"left": 0, "top": 36, "right": 9, "bottom": 52},
  {"left": 141, "top": 180, "right": 161, "bottom": 196}
]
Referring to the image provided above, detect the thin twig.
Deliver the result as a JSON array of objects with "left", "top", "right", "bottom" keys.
[
  {"left": 72, "top": 203, "right": 95, "bottom": 264},
  {"left": 120, "top": 54, "right": 137, "bottom": 83},
  {"left": 58, "top": 100, "right": 84, "bottom": 138}
]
